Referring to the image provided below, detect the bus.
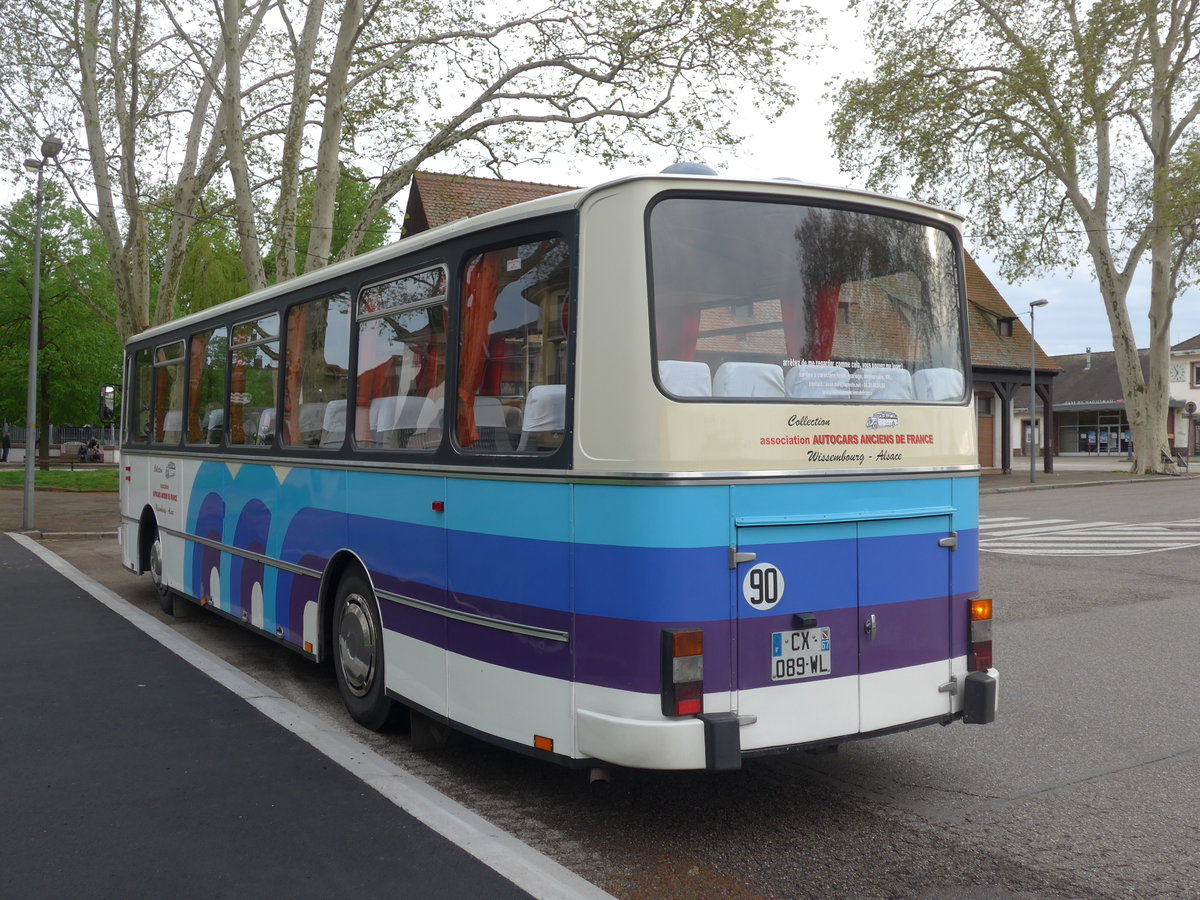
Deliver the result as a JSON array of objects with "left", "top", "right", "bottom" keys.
[{"left": 117, "top": 172, "right": 997, "bottom": 772}]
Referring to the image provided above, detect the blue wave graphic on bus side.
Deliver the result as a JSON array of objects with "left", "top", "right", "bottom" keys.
[{"left": 182, "top": 460, "right": 978, "bottom": 692}]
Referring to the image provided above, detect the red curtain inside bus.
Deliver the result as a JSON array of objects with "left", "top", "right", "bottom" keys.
[{"left": 457, "top": 253, "right": 500, "bottom": 447}]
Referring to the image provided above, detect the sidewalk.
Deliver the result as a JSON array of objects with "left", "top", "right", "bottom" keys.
[
  {"left": 0, "top": 532, "right": 602, "bottom": 899},
  {"left": 979, "top": 455, "right": 1196, "bottom": 493},
  {"left": 0, "top": 484, "right": 119, "bottom": 536}
]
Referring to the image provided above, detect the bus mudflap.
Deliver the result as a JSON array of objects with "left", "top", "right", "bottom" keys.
[
  {"left": 962, "top": 669, "right": 998, "bottom": 724},
  {"left": 698, "top": 712, "right": 742, "bottom": 770}
]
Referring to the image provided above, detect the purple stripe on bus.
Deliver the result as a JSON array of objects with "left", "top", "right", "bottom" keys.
[
  {"left": 735, "top": 595, "right": 953, "bottom": 690},
  {"left": 373, "top": 580, "right": 975, "bottom": 695}
]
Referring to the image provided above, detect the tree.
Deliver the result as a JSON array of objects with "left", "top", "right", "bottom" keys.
[
  {"left": 0, "top": 186, "right": 122, "bottom": 447},
  {"left": 1, "top": 0, "right": 809, "bottom": 340},
  {"left": 830, "top": 0, "right": 1200, "bottom": 474},
  {"left": 264, "top": 165, "right": 400, "bottom": 281}
]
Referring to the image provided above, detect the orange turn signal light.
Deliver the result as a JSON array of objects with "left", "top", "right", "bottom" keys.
[
  {"left": 671, "top": 630, "right": 704, "bottom": 657},
  {"left": 970, "top": 598, "right": 993, "bottom": 621}
]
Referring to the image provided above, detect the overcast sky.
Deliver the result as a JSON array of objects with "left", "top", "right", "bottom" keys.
[
  {"left": 9, "top": 1, "right": 1195, "bottom": 356},
  {"left": 500, "top": 2, "right": 1200, "bottom": 358}
]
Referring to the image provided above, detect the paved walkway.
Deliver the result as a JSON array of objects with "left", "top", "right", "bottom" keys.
[
  {"left": 979, "top": 454, "right": 1196, "bottom": 493},
  {"left": 0, "top": 532, "right": 606, "bottom": 899},
  {"left": 0, "top": 483, "right": 120, "bottom": 535}
]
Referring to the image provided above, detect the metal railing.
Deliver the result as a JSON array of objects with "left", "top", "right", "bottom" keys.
[{"left": 1, "top": 423, "right": 117, "bottom": 446}]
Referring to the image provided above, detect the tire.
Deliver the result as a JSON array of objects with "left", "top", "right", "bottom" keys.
[
  {"left": 332, "top": 572, "right": 401, "bottom": 731},
  {"left": 148, "top": 527, "right": 177, "bottom": 616}
]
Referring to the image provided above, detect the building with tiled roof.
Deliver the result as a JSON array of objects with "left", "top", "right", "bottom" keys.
[
  {"left": 1169, "top": 335, "right": 1200, "bottom": 455},
  {"left": 403, "top": 171, "right": 576, "bottom": 235},
  {"left": 1047, "top": 347, "right": 1195, "bottom": 457},
  {"left": 403, "top": 171, "right": 1059, "bottom": 472},
  {"left": 963, "top": 255, "right": 1062, "bottom": 472}
]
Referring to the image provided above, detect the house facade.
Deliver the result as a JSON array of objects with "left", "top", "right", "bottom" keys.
[
  {"left": 963, "top": 258, "right": 1061, "bottom": 472},
  {"left": 1041, "top": 343, "right": 1198, "bottom": 458},
  {"left": 1169, "top": 335, "right": 1200, "bottom": 455}
]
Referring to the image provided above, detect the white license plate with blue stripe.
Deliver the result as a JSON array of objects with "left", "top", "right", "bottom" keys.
[{"left": 771, "top": 627, "right": 831, "bottom": 681}]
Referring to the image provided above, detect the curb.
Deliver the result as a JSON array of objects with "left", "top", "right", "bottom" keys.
[
  {"left": 28, "top": 530, "right": 119, "bottom": 541},
  {"left": 981, "top": 473, "right": 1200, "bottom": 495}
]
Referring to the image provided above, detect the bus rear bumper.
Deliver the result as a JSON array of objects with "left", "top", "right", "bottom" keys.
[
  {"left": 576, "top": 708, "right": 708, "bottom": 770},
  {"left": 576, "top": 708, "right": 743, "bottom": 771},
  {"left": 962, "top": 667, "right": 999, "bottom": 724}
]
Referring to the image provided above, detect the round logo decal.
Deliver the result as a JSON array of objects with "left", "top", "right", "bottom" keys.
[{"left": 742, "top": 562, "right": 784, "bottom": 610}]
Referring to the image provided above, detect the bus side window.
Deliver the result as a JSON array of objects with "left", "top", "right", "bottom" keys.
[
  {"left": 132, "top": 349, "right": 153, "bottom": 443},
  {"left": 152, "top": 341, "right": 185, "bottom": 445},
  {"left": 229, "top": 314, "right": 280, "bottom": 446},
  {"left": 186, "top": 327, "right": 228, "bottom": 445},
  {"left": 355, "top": 266, "right": 448, "bottom": 451},
  {"left": 283, "top": 293, "right": 350, "bottom": 448},
  {"left": 457, "top": 239, "right": 570, "bottom": 453}
]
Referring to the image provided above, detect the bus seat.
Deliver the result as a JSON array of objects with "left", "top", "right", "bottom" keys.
[
  {"left": 714, "top": 362, "right": 785, "bottom": 397},
  {"left": 784, "top": 364, "right": 850, "bottom": 399},
  {"left": 368, "top": 396, "right": 398, "bottom": 445},
  {"left": 161, "top": 409, "right": 183, "bottom": 441},
  {"left": 658, "top": 360, "right": 712, "bottom": 397},
  {"left": 473, "top": 396, "right": 513, "bottom": 450},
  {"left": 914, "top": 368, "right": 964, "bottom": 401},
  {"left": 517, "top": 384, "right": 566, "bottom": 450},
  {"left": 297, "top": 402, "right": 326, "bottom": 444},
  {"left": 320, "top": 399, "right": 346, "bottom": 446},
  {"left": 859, "top": 367, "right": 914, "bottom": 401},
  {"left": 258, "top": 407, "right": 276, "bottom": 443},
  {"left": 387, "top": 396, "right": 437, "bottom": 448},
  {"left": 204, "top": 408, "right": 224, "bottom": 443}
]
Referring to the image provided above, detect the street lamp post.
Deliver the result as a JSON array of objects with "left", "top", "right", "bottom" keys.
[
  {"left": 22, "top": 135, "right": 64, "bottom": 531},
  {"left": 1029, "top": 298, "right": 1049, "bottom": 484}
]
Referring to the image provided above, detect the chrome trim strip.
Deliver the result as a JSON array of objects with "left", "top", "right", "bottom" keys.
[
  {"left": 735, "top": 505, "right": 958, "bottom": 527},
  {"left": 118, "top": 448, "right": 979, "bottom": 485},
  {"left": 156, "top": 526, "right": 570, "bottom": 643},
  {"left": 373, "top": 587, "right": 570, "bottom": 643},
  {"left": 160, "top": 525, "right": 312, "bottom": 577}
]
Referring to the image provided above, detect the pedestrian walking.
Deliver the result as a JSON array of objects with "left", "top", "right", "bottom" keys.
[{"left": 2, "top": 429, "right": 10, "bottom": 462}]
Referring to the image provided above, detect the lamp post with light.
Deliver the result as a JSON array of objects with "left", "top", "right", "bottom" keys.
[
  {"left": 22, "top": 135, "right": 64, "bottom": 531},
  {"left": 1029, "top": 298, "right": 1049, "bottom": 484}
]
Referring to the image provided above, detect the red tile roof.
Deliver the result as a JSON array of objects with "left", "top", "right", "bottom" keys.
[
  {"left": 404, "top": 171, "right": 574, "bottom": 235},
  {"left": 963, "top": 254, "right": 1060, "bottom": 371}
]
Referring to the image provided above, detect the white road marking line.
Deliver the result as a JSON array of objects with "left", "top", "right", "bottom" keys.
[{"left": 979, "top": 516, "right": 1200, "bottom": 556}]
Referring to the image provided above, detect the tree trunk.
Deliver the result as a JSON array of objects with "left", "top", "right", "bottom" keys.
[
  {"left": 305, "top": 0, "right": 363, "bottom": 272},
  {"left": 272, "top": 0, "right": 324, "bottom": 282},
  {"left": 223, "top": 0, "right": 266, "bottom": 294}
]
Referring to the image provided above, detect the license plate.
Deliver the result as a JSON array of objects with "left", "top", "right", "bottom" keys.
[{"left": 770, "top": 627, "right": 831, "bottom": 681}]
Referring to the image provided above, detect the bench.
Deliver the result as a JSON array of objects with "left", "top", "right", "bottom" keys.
[{"left": 1162, "top": 451, "right": 1188, "bottom": 472}]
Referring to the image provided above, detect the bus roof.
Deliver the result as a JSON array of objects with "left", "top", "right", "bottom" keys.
[{"left": 128, "top": 173, "right": 962, "bottom": 346}]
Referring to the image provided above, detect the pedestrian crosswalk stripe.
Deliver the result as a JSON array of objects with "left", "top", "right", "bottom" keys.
[{"left": 979, "top": 515, "right": 1200, "bottom": 556}]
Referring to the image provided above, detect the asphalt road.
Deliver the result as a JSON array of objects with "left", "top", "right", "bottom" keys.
[{"left": 25, "top": 479, "right": 1200, "bottom": 898}]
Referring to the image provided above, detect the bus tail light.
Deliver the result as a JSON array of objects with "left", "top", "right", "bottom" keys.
[
  {"left": 968, "top": 598, "right": 993, "bottom": 671},
  {"left": 661, "top": 629, "right": 704, "bottom": 717}
]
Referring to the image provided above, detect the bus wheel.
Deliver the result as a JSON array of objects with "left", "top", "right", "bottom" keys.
[
  {"left": 148, "top": 528, "right": 177, "bottom": 616},
  {"left": 333, "top": 573, "right": 401, "bottom": 731}
]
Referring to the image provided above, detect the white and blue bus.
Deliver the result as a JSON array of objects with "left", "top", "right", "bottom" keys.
[{"left": 118, "top": 172, "right": 997, "bottom": 771}]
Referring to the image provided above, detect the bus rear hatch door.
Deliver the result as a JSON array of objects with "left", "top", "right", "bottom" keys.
[{"left": 733, "top": 516, "right": 954, "bottom": 750}]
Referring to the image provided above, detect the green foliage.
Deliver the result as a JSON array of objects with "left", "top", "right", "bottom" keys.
[
  {"left": 268, "top": 165, "right": 399, "bottom": 278},
  {"left": 141, "top": 188, "right": 251, "bottom": 320},
  {"left": 0, "top": 186, "right": 122, "bottom": 428},
  {"left": 173, "top": 206, "right": 253, "bottom": 317},
  {"left": 0, "top": 469, "right": 119, "bottom": 491},
  {"left": 829, "top": 0, "right": 1196, "bottom": 284}
]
